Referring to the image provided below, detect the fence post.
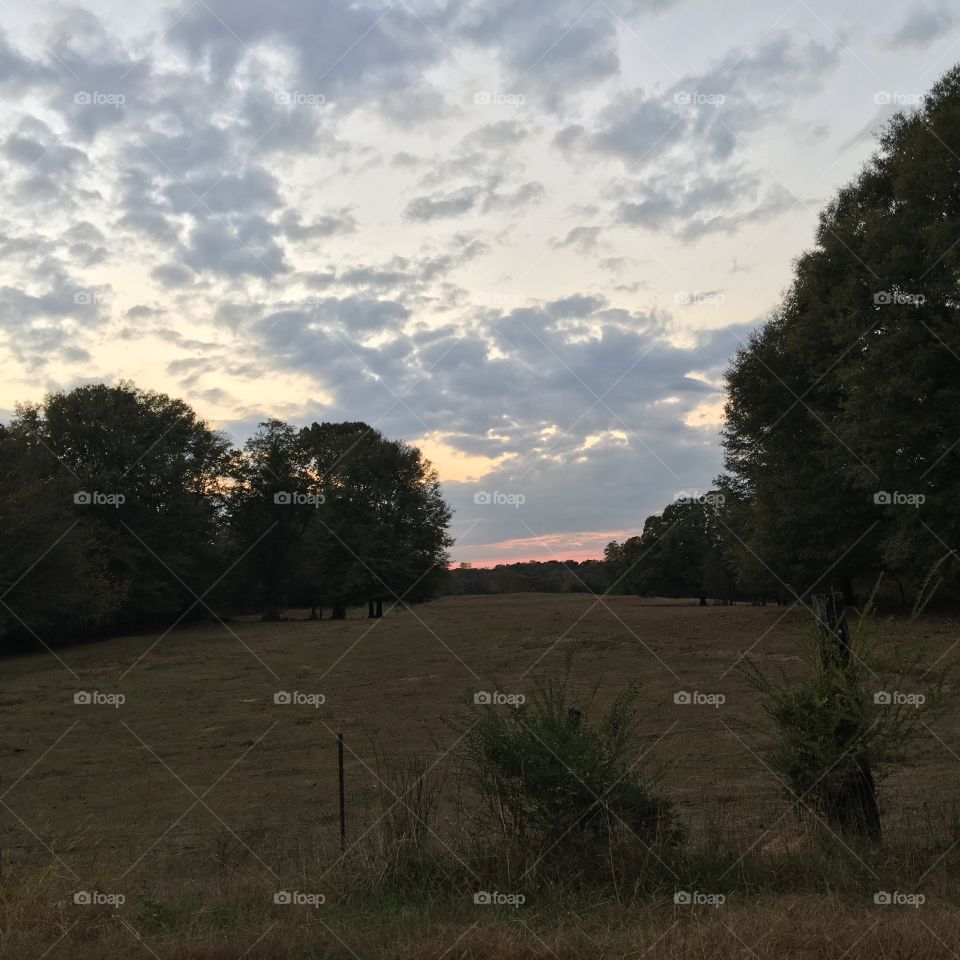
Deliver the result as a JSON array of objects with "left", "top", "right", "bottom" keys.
[{"left": 337, "top": 732, "right": 346, "bottom": 853}]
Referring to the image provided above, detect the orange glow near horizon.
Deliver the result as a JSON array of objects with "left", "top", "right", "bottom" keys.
[{"left": 453, "top": 529, "right": 641, "bottom": 568}]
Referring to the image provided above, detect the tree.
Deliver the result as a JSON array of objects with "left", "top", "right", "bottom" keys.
[
  {"left": 721, "top": 64, "right": 960, "bottom": 604},
  {"left": 302, "top": 422, "right": 452, "bottom": 617},
  {"left": 0, "top": 425, "right": 121, "bottom": 651},
  {"left": 9, "top": 383, "right": 231, "bottom": 626},
  {"left": 225, "top": 420, "right": 317, "bottom": 620},
  {"left": 605, "top": 493, "right": 739, "bottom": 602}
]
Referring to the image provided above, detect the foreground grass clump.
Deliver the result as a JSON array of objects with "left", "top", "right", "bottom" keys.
[{"left": 462, "top": 665, "right": 681, "bottom": 879}]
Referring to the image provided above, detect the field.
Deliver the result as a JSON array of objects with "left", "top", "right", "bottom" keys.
[{"left": 2, "top": 594, "right": 960, "bottom": 958}]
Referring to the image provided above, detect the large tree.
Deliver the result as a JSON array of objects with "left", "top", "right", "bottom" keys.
[
  {"left": 302, "top": 421, "right": 453, "bottom": 617},
  {"left": 605, "top": 494, "right": 740, "bottom": 602},
  {"left": 0, "top": 426, "right": 120, "bottom": 651},
  {"left": 9, "top": 383, "right": 231, "bottom": 626},
  {"left": 224, "top": 419, "right": 318, "bottom": 620},
  {"left": 721, "top": 64, "right": 960, "bottom": 603}
]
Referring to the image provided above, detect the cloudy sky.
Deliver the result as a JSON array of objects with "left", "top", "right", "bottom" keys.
[{"left": 0, "top": 0, "right": 955, "bottom": 564}]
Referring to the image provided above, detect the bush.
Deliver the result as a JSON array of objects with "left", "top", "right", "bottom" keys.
[
  {"left": 745, "top": 594, "right": 945, "bottom": 840},
  {"left": 464, "top": 665, "right": 680, "bottom": 865}
]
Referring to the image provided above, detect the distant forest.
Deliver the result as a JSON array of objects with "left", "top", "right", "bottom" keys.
[{"left": 446, "top": 560, "right": 608, "bottom": 596}]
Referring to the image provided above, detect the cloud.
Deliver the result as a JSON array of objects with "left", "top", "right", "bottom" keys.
[
  {"left": 183, "top": 217, "right": 290, "bottom": 278},
  {"left": 168, "top": 0, "right": 445, "bottom": 108},
  {"left": 551, "top": 225, "right": 601, "bottom": 254},
  {"left": 888, "top": 6, "right": 957, "bottom": 48},
  {"left": 405, "top": 186, "right": 483, "bottom": 221},
  {"left": 279, "top": 208, "right": 357, "bottom": 241},
  {"left": 615, "top": 170, "right": 797, "bottom": 240}
]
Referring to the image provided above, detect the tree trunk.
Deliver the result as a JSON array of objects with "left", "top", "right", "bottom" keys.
[
  {"left": 840, "top": 575, "right": 856, "bottom": 609},
  {"left": 309, "top": 604, "right": 318, "bottom": 620},
  {"left": 375, "top": 598, "right": 383, "bottom": 618},
  {"left": 368, "top": 600, "right": 375, "bottom": 618},
  {"left": 331, "top": 604, "right": 346, "bottom": 620},
  {"left": 812, "top": 592, "right": 880, "bottom": 841},
  {"left": 698, "top": 594, "right": 707, "bottom": 607}
]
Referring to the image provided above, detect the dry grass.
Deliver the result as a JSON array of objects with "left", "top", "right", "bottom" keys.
[{"left": 1, "top": 594, "right": 959, "bottom": 957}]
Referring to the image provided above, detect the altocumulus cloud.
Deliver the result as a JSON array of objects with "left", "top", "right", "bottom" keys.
[{"left": 0, "top": 0, "right": 941, "bottom": 559}]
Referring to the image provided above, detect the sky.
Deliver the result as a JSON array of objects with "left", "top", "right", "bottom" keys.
[{"left": 0, "top": 0, "right": 956, "bottom": 565}]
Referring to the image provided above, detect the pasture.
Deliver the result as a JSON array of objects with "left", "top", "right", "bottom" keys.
[{"left": 2, "top": 594, "right": 960, "bottom": 958}]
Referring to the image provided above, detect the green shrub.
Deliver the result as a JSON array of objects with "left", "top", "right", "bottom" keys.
[
  {"left": 464, "top": 665, "right": 680, "bottom": 864},
  {"left": 746, "top": 594, "right": 945, "bottom": 839}
]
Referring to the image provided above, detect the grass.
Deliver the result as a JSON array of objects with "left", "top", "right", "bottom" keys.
[{"left": 1, "top": 594, "right": 960, "bottom": 957}]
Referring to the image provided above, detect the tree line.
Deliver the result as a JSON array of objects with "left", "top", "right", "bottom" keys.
[
  {"left": 0, "top": 383, "right": 452, "bottom": 652},
  {"left": 447, "top": 560, "right": 608, "bottom": 595},
  {"left": 607, "top": 66, "right": 960, "bottom": 609}
]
